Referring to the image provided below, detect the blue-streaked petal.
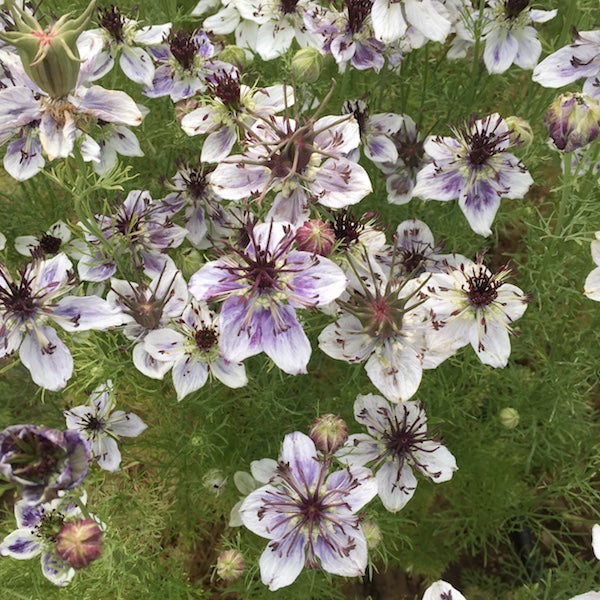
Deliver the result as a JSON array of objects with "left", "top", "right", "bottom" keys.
[{"left": 0, "top": 529, "right": 41, "bottom": 559}]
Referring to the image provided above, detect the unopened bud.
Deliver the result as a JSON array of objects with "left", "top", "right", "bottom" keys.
[
  {"left": 505, "top": 116, "right": 534, "bottom": 150},
  {"left": 291, "top": 47, "right": 323, "bottom": 84},
  {"left": 219, "top": 45, "right": 248, "bottom": 71},
  {"left": 499, "top": 407, "right": 520, "bottom": 429},
  {"left": 362, "top": 520, "right": 382, "bottom": 549},
  {"left": 309, "top": 414, "right": 348, "bottom": 455},
  {"left": 296, "top": 220, "right": 336, "bottom": 256},
  {"left": 0, "top": 1, "right": 96, "bottom": 98},
  {"left": 545, "top": 92, "right": 600, "bottom": 152},
  {"left": 203, "top": 468, "right": 227, "bottom": 495},
  {"left": 216, "top": 549, "right": 245, "bottom": 581},
  {"left": 55, "top": 518, "right": 103, "bottom": 569}
]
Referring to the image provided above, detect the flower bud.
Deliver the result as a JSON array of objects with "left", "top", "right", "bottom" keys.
[
  {"left": 203, "top": 468, "right": 227, "bottom": 495},
  {"left": 0, "top": 0, "right": 96, "bottom": 98},
  {"left": 56, "top": 518, "right": 103, "bottom": 569},
  {"left": 219, "top": 45, "right": 249, "bottom": 71},
  {"left": 362, "top": 520, "right": 382, "bottom": 549},
  {"left": 309, "top": 414, "right": 348, "bottom": 455},
  {"left": 291, "top": 47, "right": 323, "bottom": 84},
  {"left": 505, "top": 116, "right": 534, "bottom": 150},
  {"left": 545, "top": 92, "right": 600, "bottom": 153},
  {"left": 499, "top": 407, "right": 520, "bottom": 429},
  {"left": 295, "top": 220, "right": 336, "bottom": 256},
  {"left": 216, "top": 549, "right": 245, "bottom": 581}
]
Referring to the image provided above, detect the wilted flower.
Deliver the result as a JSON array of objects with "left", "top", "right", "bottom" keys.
[
  {"left": 64, "top": 380, "right": 147, "bottom": 472},
  {"left": 240, "top": 431, "right": 377, "bottom": 591},
  {"left": 545, "top": 92, "right": 600, "bottom": 152},
  {"left": 0, "top": 425, "right": 90, "bottom": 505},
  {"left": 203, "top": 468, "right": 227, "bottom": 495},
  {"left": 216, "top": 549, "right": 245, "bottom": 581},
  {"left": 337, "top": 394, "right": 457, "bottom": 512},
  {"left": 413, "top": 114, "right": 533, "bottom": 237},
  {"left": 309, "top": 414, "right": 348, "bottom": 454},
  {"left": 55, "top": 518, "right": 103, "bottom": 569},
  {"left": 0, "top": 492, "right": 94, "bottom": 586}
]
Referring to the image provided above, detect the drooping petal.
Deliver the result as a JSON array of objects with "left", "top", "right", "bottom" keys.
[
  {"left": 39, "top": 111, "right": 75, "bottom": 160},
  {"left": 73, "top": 85, "right": 143, "bottom": 126},
  {"left": 20, "top": 327, "right": 73, "bottom": 391},
  {"left": 95, "top": 435, "right": 122, "bottom": 472}
]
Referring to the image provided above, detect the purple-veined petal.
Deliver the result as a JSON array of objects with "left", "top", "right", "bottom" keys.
[
  {"left": 533, "top": 41, "right": 600, "bottom": 88},
  {"left": 120, "top": 45, "right": 155, "bottom": 87},
  {"left": 458, "top": 179, "right": 501, "bottom": 237},
  {"left": 41, "top": 550, "right": 75, "bottom": 587},
  {"left": 201, "top": 125, "right": 237, "bottom": 163},
  {"left": 310, "top": 158, "right": 372, "bottom": 208},
  {"left": 259, "top": 305, "right": 312, "bottom": 375},
  {"left": 171, "top": 356, "right": 209, "bottom": 400},
  {"left": 483, "top": 27, "right": 519, "bottom": 74},
  {"left": 4, "top": 136, "right": 44, "bottom": 181},
  {"left": 259, "top": 531, "right": 306, "bottom": 591},
  {"left": 365, "top": 134, "right": 398, "bottom": 163},
  {"left": 218, "top": 296, "right": 262, "bottom": 362},
  {"left": 107, "top": 411, "right": 147, "bottom": 437},
  {"left": 52, "top": 295, "right": 125, "bottom": 331},
  {"left": 314, "top": 526, "right": 368, "bottom": 576},
  {"left": 209, "top": 159, "right": 271, "bottom": 200},
  {"left": 210, "top": 356, "right": 248, "bottom": 388},
  {"left": 413, "top": 163, "right": 463, "bottom": 201},
  {"left": 0, "top": 529, "right": 41, "bottom": 559},
  {"left": 95, "top": 435, "right": 121, "bottom": 472},
  {"left": 513, "top": 27, "right": 542, "bottom": 70},
  {"left": 73, "top": 85, "right": 143, "bottom": 126},
  {"left": 189, "top": 259, "right": 244, "bottom": 301},
  {"left": 20, "top": 327, "right": 73, "bottom": 391},
  {"left": 0, "top": 86, "right": 40, "bottom": 130},
  {"left": 39, "top": 111, "right": 75, "bottom": 160},
  {"left": 325, "top": 465, "right": 377, "bottom": 512},
  {"left": 281, "top": 432, "right": 320, "bottom": 487},
  {"left": 132, "top": 343, "right": 174, "bottom": 379}
]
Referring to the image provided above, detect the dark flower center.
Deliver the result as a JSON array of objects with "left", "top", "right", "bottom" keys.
[
  {"left": 99, "top": 5, "right": 125, "bottom": 42},
  {"left": 279, "top": 0, "right": 299, "bottom": 14},
  {"left": 268, "top": 131, "right": 314, "bottom": 178},
  {"left": 331, "top": 210, "right": 364, "bottom": 249},
  {"left": 183, "top": 168, "right": 208, "bottom": 200},
  {"left": 8, "top": 432, "right": 62, "bottom": 483},
  {"left": 39, "top": 233, "right": 62, "bottom": 255},
  {"left": 169, "top": 30, "right": 200, "bottom": 70},
  {"left": 209, "top": 70, "right": 241, "bottom": 109},
  {"left": 400, "top": 249, "right": 426, "bottom": 275},
  {"left": 82, "top": 415, "right": 105, "bottom": 433},
  {"left": 345, "top": 0, "right": 373, "bottom": 34},
  {"left": 467, "top": 131, "right": 499, "bottom": 165},
  {"left": 195, "top": 327, "right": 218, "bottom": 350},
  {"left": 504, "top": 0, "right": 529, "bottom": 19},
  {"left": 397, "top": 139, "right": 424, "bottom": 169},
  {"left": 343, "top": 99, "right": 368, "bottom": 135},
  {"left": 466, "top": 268, "right": 500, "bottom": 306},
  {"left": 35, "top": 509, "right": 65, "bottom": 542},
  {"left": 247, "top": 250, "right": 280, "bottom": 290},
  {"left": 0, "top": 269, "right": 37, "bottom": 318}
]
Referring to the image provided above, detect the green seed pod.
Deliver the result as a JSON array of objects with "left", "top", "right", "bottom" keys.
[
  {"left": 291, "top": 47, "right": 323, "bottom": 84},
  {"left": 0, "top": 0, "right": 96, "bottom": 99},
  {"left": 499, "top": 407, "right": 520, "bottom": 429}
]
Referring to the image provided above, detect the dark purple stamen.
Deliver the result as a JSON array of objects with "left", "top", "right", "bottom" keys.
[
  {"left": 195, "top": 327, "right": 218, "bottom": 350},
  {"left": 331, "top": 210, "right": 364, "bottom": 249},
  {"left": 99, "top": 5, "right": 124, "bottom": 41},
  {"left": 169, "top": 30, "right": 200, "bottom": 71},
  {"left": 465, "top": 267, "right": 501, "bottom": 307},
  {"left": 345, "top": 0, "right": 373, "bottom": 34},
  {"left": 504, "top": 0, "right": 529, "bottom": 19},
  {"left": 279, "top": 0, "right": 299, "bottom": 14},
  {"left": 209, "top": 70, "right": 241, "bottom": 109},
  {"left": 39, "top": 233, "right": 62, "bottom": 255}
]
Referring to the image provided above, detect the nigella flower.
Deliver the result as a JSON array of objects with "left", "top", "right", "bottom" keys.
[
  {"left": 0, "top": 45, "right": 143, "bottom": 181},
  {"left": 143, "top": 299, "right": 248, "bottom": 400},
  {"left": 64, "top": 380, "right": 147, "bottom": 472},
  {"left": 77, "top": 4, "right": 171, "bottom": 87},
  {"left": 0, "top": 425, "right": 90, "bottom": 506},
  {"left": 304, "top": 0, "right": 387, "bottom": 73},
  {"left": 209, "top": 110, "right": 372, "bottom": 226},
  {"left": 342, "top": 99, "right": 404, "bottom": 164},
  {"left": 107, "top": 266, "right": 189, "bottom": 379},
  {"left": 370, "top": 0, "right": 452, "bottom": 44},
  {"left": 239, "top": 431, "right": 377, "bottom": 591},
  {"left": 533, "top": 29, "right": 600, "bottom": 100},
  {"left": 14, "top": 220, "right": 85, "bottom": 259},
  {"left": 376, "top": 114, "right": 428, "bottom": 205},
  {"left": 423, "top": 580, "right": 467, "bottom": 600},
  {"left": 180, "top": 67, "right": 294, "bottom": 163},
  {"left": 337, "top": 394, "right": 457, "bottom": 512},
  {"left": 318, "top": 254, "right": 434, "bottom": 402},
  {"left": 77, "top": 190, "right": 187, "bottom": 282},
  {"left": 144, "top": 29, "right": 226, "bottom": 102},
  {"left": 413, "top": 113, "right": 533, "bottom": 237},
  {"left": 0, "top": 253, "right": 125, "bottom": 390},
  {"left": 423, "top": 254, "right": 529, "bottom": 368},
  {"left": 0, "top": 492, "right": 94, "bottom": 586},
  {"left": 480, "top": 1, "right": 556, "bottom": 74},
  {"left": 584, "top": 232, "right": 600, "bottom": 301},
  {"left": 189, "top": 221, "right": 348, "bottom": 375}
]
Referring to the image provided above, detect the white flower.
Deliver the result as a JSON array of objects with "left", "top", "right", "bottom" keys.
[
  {"left": 64, "top": 380, "right": 147, "bottom": 472},
  {"left": 584, "top": 232, "right": 600, "bottom": 301},
  {"left": 422, "top": 580, "right": 467, "bottom": 600}
]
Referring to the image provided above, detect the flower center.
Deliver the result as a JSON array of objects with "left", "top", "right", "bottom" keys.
[
  {"left": 345, "top": 0, "right": 373, "bottom": 34},
  {"left": 400, "top": 249, "right": 426, "bottom": 275},
  {"left": 397, "top": 139, "right": 424, "bottom": 169},
  {"left": 99, "top": 5, "right": 125, "bottom": 41},
  {"left": 279, "top": 0, "right": 299, "bottom": 14},
  {"left": 466, "top": 268, "right": 500, "bottom": 307},
  {"left": 195, "top": 326, "right": 218, "bottom": 351},
  {"left": 35, "top": 509, "right": 65, "bottom": 542},
  {"left": 82, "top": 414, "right": 106, "bottom": 433},
  {"left": 0, "top": 270, "right": 37, "bottom": 319},
  {"left": 343, "top": 99, "right": 368, "bottom": 136},
  {"left": 504, "top": 0, "right": 529, "bottom": 19},
  {"left": 467, "top": 131, "right": 499, "bottom": 165},
  {"left": 168, "top": 30, "right": 200, "bottom": 71},
  {"left": 39, "top": 233, "right": 62, "bottom": 255},
  {"left": 183, "top": 168, "right": 208, "bottom": 200},
  {"left": 247, "top": 251, "right": 280, "bottom": 290},
  {"left": 209, "top": 70, "right": 241, "bottom": 109},
  {"left": 268, "top": 131, "right": 314, "bottom": 178},
  {"left": 8, "top": 432, "right": 62, "bottom": 483},
  {"left": 331, "top": 210, "right": 364, "bottom": 249}
]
